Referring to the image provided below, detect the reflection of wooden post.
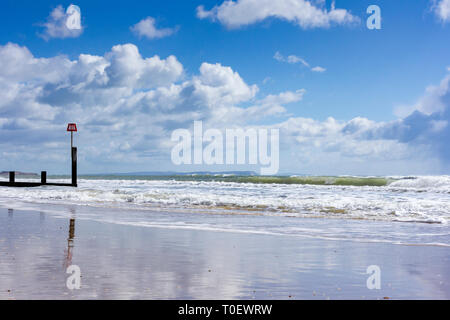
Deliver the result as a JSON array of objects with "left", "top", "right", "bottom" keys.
[
  {"left": 41, "top": 171, "right": 47, "bottom": 184},
  {"left": 65, "top": 218, "right": 76, "bottom": 268},
  {"left": 72, "top": 147, "right": 77, "bottom": 187},
  {"left": 9, "top": 171, "right": 15, "bottom": 183},
  {"left": 69, "top": 219, "right": 75, "bottom": 242}
]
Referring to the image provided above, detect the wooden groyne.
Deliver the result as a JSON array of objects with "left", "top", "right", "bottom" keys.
[{"left": 0, "top": 147, "right": 77, "bottom": 188}]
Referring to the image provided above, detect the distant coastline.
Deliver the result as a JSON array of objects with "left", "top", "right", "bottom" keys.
[
  {"left": 0, "top": 171, "right": 39, "bottom": 177},
  {"left": 48, "top": 173, "right": 394, "bottom": 187},
  {"left": 85, "top": 171, "right": 258, "bottom": 176}
]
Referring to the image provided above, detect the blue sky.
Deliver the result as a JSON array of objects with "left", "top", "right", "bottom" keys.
[{"left": 0, "top": 0, "right": 450, "bottom": 175}]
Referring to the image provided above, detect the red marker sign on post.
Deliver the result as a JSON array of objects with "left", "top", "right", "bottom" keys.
[
  {"left": 67, "top": 123, "right": 77, "bottom": 132},
  {"left": 67, "top": 123, "right": 77, "bottom": 149}
]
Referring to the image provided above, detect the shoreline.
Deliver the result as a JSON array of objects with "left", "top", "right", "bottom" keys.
[
  {"left": 0, "top": 207, "right": 449, "bottom": 299},
  {"left": 0, "top": 199, "right": 448, "bottom": 248}
]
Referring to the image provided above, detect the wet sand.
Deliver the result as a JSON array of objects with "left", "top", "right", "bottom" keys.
[{"left": 0, "top": 207, "right": 449, "bottom": 299}]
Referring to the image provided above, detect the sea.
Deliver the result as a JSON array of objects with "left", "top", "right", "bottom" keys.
[{"left": 1, "top": 174, "right": 449, "bottom": 247}]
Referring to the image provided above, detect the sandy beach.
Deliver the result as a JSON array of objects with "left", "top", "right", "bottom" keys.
[
  {"left": 2, "top": 0, "right": 450, "bottom": 304},
  {"left": 1, "top": 206, "right": 449, "bottom": 300}
]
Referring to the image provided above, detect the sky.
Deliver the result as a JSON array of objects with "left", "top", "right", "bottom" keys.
[{"left": 0, "top": 0, "right": 449, "bottom": 175}]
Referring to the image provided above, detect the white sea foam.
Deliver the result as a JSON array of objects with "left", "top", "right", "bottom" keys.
[
  {"left": 387, "top": 175, "right": 450, "bottom": 193},
  {"left": 0, "top": 176, "right": 449, "bottom": 225}
]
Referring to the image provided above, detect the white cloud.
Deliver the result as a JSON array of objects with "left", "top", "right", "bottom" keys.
[
  {"left": 39, "top": 5, "right": 83, "bottom": 40},
  {"left": 258, "top": 89, "right": 305, "bottom": 106},
  {"left": 0, "top": 42, "right": 305, "bottom": 173},
  {"left": 433, "top": 0, "right": 450, "bottom": 22},
  {"left": 268, "top": 67, "right": 450, "bottom": 174},
  {"left": 237, "top": 89, "right": 305, "bottom": 121},
  {"left": 197, "top": 0, "right": 359, "bottom": 29},
  {"left": 0, "top": 43, "right": 72, "bottom": 83},
  {"left": 274, "top": 51, "right": 326, "bottom": 73},
  {"left": 105, "top": 44, "right": 183, "bottom": 88},
  {"left": 274, "top": 52, "right": 308, "bottom": 66},
  {"left": 430, "top": 120, "right": 448, "bottom": 132},
  {"left": 272, "top": 115, "right": 441, "bottom": 174},
  {"left": 273, "top": 51, "right": 283, "bottom": 62},
  {"left": 131, "top": 17, "right": 178, "bottom": 39},
  {"left": 262, "top": 77, "right": 272, "bottom": 84},
  {"left": 292, "top": 56, "right": 309, "bottom": 67},
  {"left": 1, "top": 43, "right": 449, "bottom": 175},
  {"left": 193, "top": 62, "right": 258, "bottom": 106},
  {"left": 311, "top": 66, "right": 326, "bottom": 72},
  {"left": 411, "top": 74, "right": 450, "bottom": 115}
]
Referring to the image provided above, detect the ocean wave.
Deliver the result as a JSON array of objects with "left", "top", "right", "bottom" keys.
[
  {"left": 387, "top": 176, "right": 450, "bottom": 193},
  {"left": 40, "top": 174, "right": 450, "bottom": 191},
  {"left": 0, "top": 177, "right": 449, "bottom": 225}
]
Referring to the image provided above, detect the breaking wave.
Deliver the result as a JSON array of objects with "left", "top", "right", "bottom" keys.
[{"left": 1, "top": 175, "right": 449, "bottom": 225}]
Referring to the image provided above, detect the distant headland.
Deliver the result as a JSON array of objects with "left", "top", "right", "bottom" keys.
[{"left": 0, "top": 171, "right": 39, "bottom": 177}]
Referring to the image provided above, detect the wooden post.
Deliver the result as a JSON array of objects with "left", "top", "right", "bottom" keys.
[
  {"left": 9, "top": 171, "right": 15, "bottom": 183},
  {"left": 41, "top": 171, "right": 47, "bottom": 184},
  {"left": 72, "top": 147, "right": 77, "bottom": 187}
]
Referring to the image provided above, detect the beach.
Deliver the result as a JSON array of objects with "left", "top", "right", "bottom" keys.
[
  {"left": 0, "top": 201, "right": 449, "bottom": 299},
  {"left": 1, "top": 0, "right": 450, "bottom": 303}
]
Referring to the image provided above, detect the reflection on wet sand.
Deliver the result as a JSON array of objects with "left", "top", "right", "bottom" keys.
[
  {"left": 0, "top": 207, "right": 449, "bottom": 299},
  {"left": 64, "top": 218, "right": 76, "bottom": 269}
]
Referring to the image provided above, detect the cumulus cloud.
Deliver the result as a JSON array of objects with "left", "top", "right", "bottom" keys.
[
  {"left": 433, "top": 0, "right": 450, "bottom": 22},
  {"left": 1, "top": 43, "right": 449, "bottom": 175},
  {"left": 131, "top": 17, "right": 178, "bottom": 39},
  {"left": 386, "top": 71, "right": 450, "bottom": 162},
  {"left": 279, "top": 70, "right": 450, "bottom": 173},
  {"left": 39, "top": 5, "right": 83, "bottom": 40},
  {"left": 271, "top": 115, "right": 441, "bottom": 175},
  {"left": 105, "top": 44, "right": 183, "bottom": 88},
  {"left": 223, "top": 89, "right": 305, "bottom": 123},
  {"left": 249, "top": 67, "right": 450, "bottom": 174},
  {"left": 414, "top": 73, "right": 450, "bottom": 115},
  {"left": 196, "top": 0, "right": 359, "bottom": 29},
  {"left": 192, "top": 62, "right": 258, "bottom": 107},
  {"left": 0, "top": 42, "right": 304, "bottom": 173},
  {"left": 274, "top": 51, "right": 326, "bottom": 73}
]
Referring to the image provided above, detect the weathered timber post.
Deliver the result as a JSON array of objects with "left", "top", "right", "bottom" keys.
[
  {"left": 41, "top": 171, "right": 47, "bottom": 184},
  {"left": 67, "top": 123, "right": 78, "bottom": 188},
  {"left": 9, "top": 171, "right": 15, "bottom": 183},
  {"left": 72, "top": 147, "right": 77, "bottom": 187}
]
